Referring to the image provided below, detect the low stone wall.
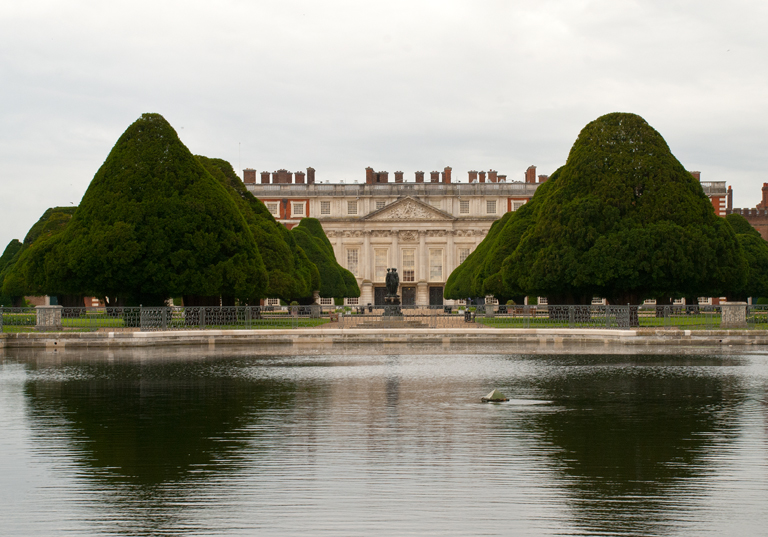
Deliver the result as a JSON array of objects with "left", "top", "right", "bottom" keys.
[{"left": 4, "top": 327, "right": 768, "bottom": 350}]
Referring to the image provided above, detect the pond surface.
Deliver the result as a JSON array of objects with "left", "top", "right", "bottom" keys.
[{"left": 1, "top": 346, "right": 768, "bottom": 536}]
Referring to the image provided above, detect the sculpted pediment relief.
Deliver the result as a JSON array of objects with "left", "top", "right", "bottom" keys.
[{"left": 365, "top": 197, "right": 456, "bottom": 222}]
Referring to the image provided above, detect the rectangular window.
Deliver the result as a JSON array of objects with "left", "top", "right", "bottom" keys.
[
  {"left": 375, "top": 249, "right": 388, "bottom": 282},
  {"left": 347, "top": 248, "right": 359, "bottom": 276},
  {"left": 292, "top": 202, "right": 305, "bottom": 216},
  {"left": 458, "top": 248, "right": 470, "bottom": 264},
  {"left": 460, "top": 200, "right": 470, "bottom": 214},
  {"left": 266, "top": 202, "right": 279, "bottom": 217},
  {"left": 348, "top": 201, "right": 358, "bottom": 215},
  {"left": 512, "top": 201, "right": 525, "bottom": 211},
  {"left": 346, "top": 297, "right": 359, "bottom": 305},
  {"left": 429, "top": 249, "right": 443, "bottom": 281},
  {"left": 266, "top": 298, "right": 280, "bottom": 306},
  {"left": 319, "top": 297, "right": 333, "bottom": 305},
  {"left": 320, "top": 201, "right": 331, "bottom": 215},
  {"left": 402, "top": 249, "right": 415, "bottom": 282},
  {"left": 376, "top": 200, "right": 386, "bottom": 210},
  {"left": 486, "top": 200, "right": 496, "bottom": 214}
]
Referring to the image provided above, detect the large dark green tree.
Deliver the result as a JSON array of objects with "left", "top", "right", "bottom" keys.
[
  {"left": 447, "top": 113, "right": 746, "bottom": 306},
  {"left": 7, "top": 114, "right": 268, "bottom": 306},
  {"left": 290, "top": 218, "right": 360, "bottom": 303},
  {"left": 0, "top": 239, "right": 23, "bottom": 306},
  {"left": 725, "top": 213, "right": 768, "bottom": 301},
  {"left": 1, "top": 207, "right": 77, "bottom": 306},
  {"left": 196, "top": 156, "right": 319, "bottom": 303}
]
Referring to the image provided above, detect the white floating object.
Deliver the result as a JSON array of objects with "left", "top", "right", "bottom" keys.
[{"left": 481, "top": 389, "right": 509, "bottom": 402}]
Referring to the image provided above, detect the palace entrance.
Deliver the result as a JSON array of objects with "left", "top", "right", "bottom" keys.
[
  {"left": 401, "top": 286, "right": 416, "bottom": 306},
  {"left": 429, "top": 286, "right": 444, "bottom": 306}
]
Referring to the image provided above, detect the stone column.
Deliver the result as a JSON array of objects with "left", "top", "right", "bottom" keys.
[
  {"left": 391, "top": 230, "right": 399, "bottom": 277},
  {"left": 36, "top": 305, "right": 62, "bottom": 331},
  {"left": 363, "top": 231, "right": 372, "bottom": 282},
  {"left": 446, "top": 230, "right": 455, "bottom": 281},
  {"left": 417, "top": 231, "right": 428, "bottom": 306}
]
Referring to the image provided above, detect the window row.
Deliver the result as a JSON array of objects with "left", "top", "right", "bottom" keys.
[
  {"left": 265, "top": 199, "right": 526, "bottom": 218},
  {"left": 344, "top": 246, "right": 473, "bottom": 281}
]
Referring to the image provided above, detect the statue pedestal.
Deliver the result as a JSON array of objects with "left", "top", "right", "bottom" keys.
[{"left": 384, "top": 295, "right": 402, "bottom": 317}]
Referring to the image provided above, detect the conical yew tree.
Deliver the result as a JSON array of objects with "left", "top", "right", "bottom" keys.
[{"left": 14, "top": 113, "right": 268, "bottom": 306}]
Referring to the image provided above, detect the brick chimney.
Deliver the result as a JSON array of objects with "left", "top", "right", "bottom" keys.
[
  {"left": 273, "top": 169, "right": 292, "bottom": 184},
  {"left": 468, "top": 171, "right": 478, "bottom": 183},
  {"left": 243, "top": 168, "right": 256, "bottom": 184},
  {"left": 395, "top": 171, "right": 404, "bottom": 183},
  {"left": 761, "top": 183, "right": 768, "bottom": 209},
  {"left": 307, "top": 167, "right": 315, "bottom": 184},
  {"left": 497, "top": 175, "right": 506, "bottom": 183},
  {"left": 727, "top": 185, "right": 733, "bottom": 210},
  {"left": 295, "top": 171, "right": 305, "bottom": 184},
  {"left": 415, "top": 171, "right": 425, "bottom": 183},
  {"left": 442, "top": 166, "right": 452, "bottom": 183},
  {"left": 479, "top": 171, "right": 486, "bottom": 183},
  {"left": 430, "top": 171, "right": 440, "bottom": 183},
  {"left": 525, "top": 165, "right": 536, "bottom": 184},
  {"left": 690, "top": 171, "right": 701, "bottom": 181},
  {"left": 260, "top": 171, "right": 270, "bottom": 184},
  {"left": 538, "top": 175, "right": 548, "bottom": 183},
  {"left": 488, "top": 170, "right": 498, "bottom": 183},
  {"left": 365, "top": 167, "right": 374, "bottom": 184},
  {"left": 376, "top": 171, "right": 389, "bottom": 183}
]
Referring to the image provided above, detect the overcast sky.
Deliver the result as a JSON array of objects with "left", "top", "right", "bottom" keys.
[{"left": 2, "top": 0, "right": 767, "bottom": 250}]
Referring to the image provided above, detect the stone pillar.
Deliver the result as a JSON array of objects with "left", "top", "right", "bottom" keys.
[
  {"left": 417, "top": 231, "right": 428, "bottom": 305},
  {"left": 391, "top": 230, "right": 399, "bottom": 277},
  {"left": 430, "top": 171, "right": 440, "bottom": 183},
  {"left": 243, "top": 168, "right": 256, "bottom": 184},
  {"left": 721, "top": 302, "right": 747, "bottom": 328},
  {"left": 415, "top": 171, "right": 425, "bottom": 183},
  {"left": 363, "top": 231, "right": 372, "bottom": 282},
  {"left": 479, "top": 171, "right": 486, "bottom": 183},
  {"left": 260, "top": 171, "right": 271, "bottom": 184},
  {"left": 36, "top": 305, "right": 62, "bottom": 331},
  {"left": 307, "top": 167, "right": 315, "bottom": 184},
  {"left": 395, "top": 171, "right": 404, "bottom": 183},
  {"left": 446, "top": 230, "right": 455, "bottom": 282}
]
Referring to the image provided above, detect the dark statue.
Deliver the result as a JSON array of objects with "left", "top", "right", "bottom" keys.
[{"left": 385, "top": 268, "right": 399, "bottom": 296}]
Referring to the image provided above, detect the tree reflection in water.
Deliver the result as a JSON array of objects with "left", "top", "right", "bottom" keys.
[{"left": 515, "top": 354, "right": 746, "bottom": 536}]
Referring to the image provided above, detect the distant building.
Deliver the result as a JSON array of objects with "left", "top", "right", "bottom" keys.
[
  {"left": 727, "top": 182, "right": 768, "bottom": 240},
  {"left": 246, "top": 167, "right": 729, "bottom": 306}
]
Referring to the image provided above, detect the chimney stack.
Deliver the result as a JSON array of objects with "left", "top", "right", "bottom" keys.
[
  {"left": 762, "top": 183, "right": 768, "bottom": 209},
  {"left": 488, "top": 170, "right": 498, "bottom": 183},
  {"left": 273, "top": 169, "right": 292, "bottom": 184},
  {"left": 261, "top": 171, "right": 270, "bottom": 184},
  {"left": 430, "top": 171, "right": 440, "bottom": 183},
  {"left": 307, "top": 167, "right": 315, "bottom": 184},
  {"left": 538, "top": 175, "right": 548, "bottom": 183},
  {"left": 295, "top": 171, "right": 305, "bottom": 184},
  {"left": 442, "top": 166, "right": 452, "bottom": 183},
  {"left": 468, "top": 171, "right": 478, "bottom": 183},
  {"left": 415, "top": 171, "right": 425, "bottom": 183},
  {"left": 395, "top": 171, "right": 404, "bottom": 183},
  {"left": 727, "top": 185, "right": 733, "bottom": 211},
  {"left": 243, "top": 168, "right": 256, "bottom": 184},
  {"left": 497, "top": 175, "right": 506, "bottom": 183},
  {"left": 366, "top": 167, "right": 374, "bottom": 184},
  {"left": 525, "top": 166, "right": 537, "bottom": 184},
  {"left": 376, "top": 171, "right": 389, "bottom": 183},
  {"left": 479, "top": 171, "right": 486, "bottom": 183},
  {"left": 690, "top": 171, "right": 701, "bottom": 181}
]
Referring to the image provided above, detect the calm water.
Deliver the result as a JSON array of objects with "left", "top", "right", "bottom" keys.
[{"left": 2, "top": 345, "right": 768, "bottom": 536}]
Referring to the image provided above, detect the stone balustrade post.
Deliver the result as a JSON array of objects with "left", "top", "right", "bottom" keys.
[{"left": 36, "top": 305, "right": 63, "bottom": 331}]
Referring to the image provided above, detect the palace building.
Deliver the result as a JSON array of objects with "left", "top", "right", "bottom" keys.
[{"left": 245, "top": 166, "right": 728, "bottom": 307}]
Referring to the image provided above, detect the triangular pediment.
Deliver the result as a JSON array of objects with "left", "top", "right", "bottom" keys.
[{"left": 364, "top": 196, "right": 456, "bottom": 221}]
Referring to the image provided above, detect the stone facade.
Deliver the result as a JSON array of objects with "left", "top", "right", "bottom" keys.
[{"left": 246, "top": 167, "right": 730, "bottom": 306}]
